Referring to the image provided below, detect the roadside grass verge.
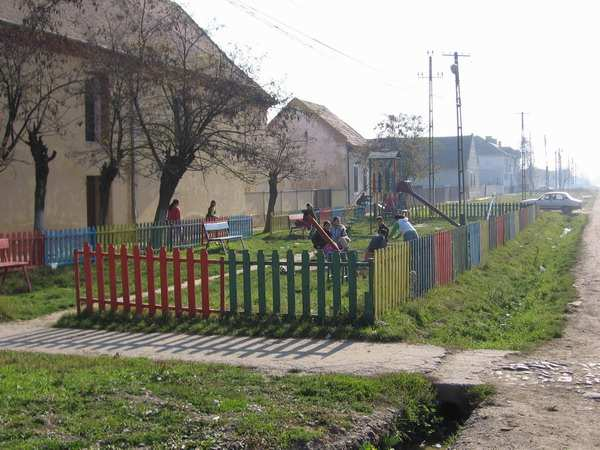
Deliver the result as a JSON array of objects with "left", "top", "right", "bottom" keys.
[
  {"left": 0, "top": 351, "right": 442, "bottom": 449},
  {"left": 59, "top": 211, "right": 587, "bottom": 350}
]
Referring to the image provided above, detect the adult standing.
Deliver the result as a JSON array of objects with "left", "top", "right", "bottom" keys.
[{"left": 390, "top": 213, "right": 419, "bottom": 241}]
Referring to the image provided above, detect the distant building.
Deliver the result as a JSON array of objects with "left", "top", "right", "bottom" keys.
[{"left": 246, "top": 98, "right": 369, "bottom": 215}]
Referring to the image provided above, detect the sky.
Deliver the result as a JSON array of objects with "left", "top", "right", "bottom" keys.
[{"left": 177, "top": 0, "right": 600, "bottom": 185}]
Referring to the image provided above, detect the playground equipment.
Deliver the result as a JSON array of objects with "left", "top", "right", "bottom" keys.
[
  {"left": 305, "top": 215, "right": 340, "bottom": 252},
  {"left": 396, "top": 181, "right": 459, "bottom": 227}
]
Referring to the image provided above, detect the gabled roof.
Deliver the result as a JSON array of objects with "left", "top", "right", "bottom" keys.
[{"left": 282, "top": 98, "right": 367, "bottom": 147}]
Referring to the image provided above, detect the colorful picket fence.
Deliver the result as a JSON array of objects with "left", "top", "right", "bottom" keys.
[
  {"left": 75, "top": 245, "right": 373, "bottom": 323},
  {"left": 372, "top": 205, "right": 537, "bottom": 319},
  {"left": 3, "top": 216, "right": 253, "bottom": 268}
]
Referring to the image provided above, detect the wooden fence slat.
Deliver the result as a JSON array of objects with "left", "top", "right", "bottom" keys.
[
  {"left": 242, "top": 250, "right": 252, "bottom": 316},
  {"left": 228, "top": 250, "right": 238, "bottom": 314},
  {"left": 74, "top": 249, "right": 81, "bottom": 314},
  {"left": 133, "top": 246, "right": 143, "bottom": 315},
  {"left": 186, "top": 248, "right": 196, "bottom": 317},
  {"left": 173, "top": 248, "right": 182, "bottom": 318},
  {"left": 83, "top": 243, "right": 93, "bottom": 313},
  {"left": 257, "top": 250, "right": 266, "bottom": 316},
  {"left": 286, "top": 250, "right": 295, "bottom": 319},
  {"left": 348, "top": 251, "right": 357, "bottom": 320},
  {"left": 95, "top": 243, "right": 105, "bottom": 312},
  {"left": 146, "top": 247, "right": 156, "bottom": 316},
  {"left": 108, "top": 245, "right": 117, "bottom": 312},
  {"left": 159, "top": 247, "right": 169, "bottom": 315},
  {"left": 201, "top": 249, "right": 210, "bottom": 319},
  {"left": 301, "top": 250, "right": 310, "bottom": 318},
  {"left": 317, "top": 251, "right": 326, "bottom": 323},
  {"left": 220, "top": 257, "right": 225, "bottom": 315},
  {"left": 120, "top": 244, "right": 130, "bottom": 312}
]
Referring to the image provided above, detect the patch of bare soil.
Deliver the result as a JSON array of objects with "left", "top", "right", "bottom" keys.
[{"left": 453, "top": 200, "right": 600, "bottom": 449}]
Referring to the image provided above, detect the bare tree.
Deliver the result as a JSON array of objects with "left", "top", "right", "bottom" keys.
[
  {"left": 0, "top": 0, "right": 86, "bottom": 230},
  {"left": 250, "top": 109, "right": 315, "bottom": 233},
  {"left": 373, "top": 113, "right": 426, "bottom": 179},
  {"left": 122, "top": 0, "right": 274, "bottom": 224}
]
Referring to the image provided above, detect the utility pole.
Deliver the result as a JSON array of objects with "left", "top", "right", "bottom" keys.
[
  {"left": 418, "top": 52, "right": 443, "bottom": 204},
  {"left": 444, "top": 51, "right": 470, "bottom": 226},
  {"left": 519, "top": 112, "right": 528, "bottom": 199},
  {"left": 544, "top": 135, "right": 550, "bottom": 188}
]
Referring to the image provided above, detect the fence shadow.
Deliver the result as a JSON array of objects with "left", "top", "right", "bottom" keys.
[{"left": 0, "top": 327, "right": 355, "bottom": 361}]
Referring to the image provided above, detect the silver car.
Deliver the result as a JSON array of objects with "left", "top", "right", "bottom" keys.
[{"left": 521, "top": 191, "right": 583, "bottom": 213}]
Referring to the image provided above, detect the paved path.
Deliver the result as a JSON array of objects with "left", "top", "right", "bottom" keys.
[{"left": 0, "top": 312, "right": 509, "bottom": 381}]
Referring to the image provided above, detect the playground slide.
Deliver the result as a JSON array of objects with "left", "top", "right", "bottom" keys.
[{"left": 306, "top": 215, "right": 340, "bottom": 252}]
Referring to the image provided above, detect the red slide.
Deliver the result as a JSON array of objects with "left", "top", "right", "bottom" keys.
[{"left": 306, "top": 215, "right": 340, "bottom": 252}]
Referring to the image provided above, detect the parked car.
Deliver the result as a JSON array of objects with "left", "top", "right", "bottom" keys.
[{"left": 521, "top": 191, "right": 582, "bottom": 213}]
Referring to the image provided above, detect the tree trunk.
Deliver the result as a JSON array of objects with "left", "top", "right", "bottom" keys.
[
  {"left": 263, "top": 175, "right": 278, "bottom": 233},
  {"left": 29, "top": 132, "right": 56, "bottom": 232},
  {"left": 98, "top": 161, "right": 119, "bottom": 226},
  {"left": 153, "top": 166, "right": 183, "bottom": 225}
]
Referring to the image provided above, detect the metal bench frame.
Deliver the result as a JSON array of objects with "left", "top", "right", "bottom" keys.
[
  {"left": 203, "top": 221, "right": 245, "bottom": 251},
  {"left": 0, "top": 238, "right": 32, "bottom": 292}
]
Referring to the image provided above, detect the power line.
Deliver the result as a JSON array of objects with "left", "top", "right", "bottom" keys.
[{"left": 222, "top": 0, "right": 402, "bottom": 88}]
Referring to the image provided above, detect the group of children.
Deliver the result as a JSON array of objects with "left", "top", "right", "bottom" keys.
[{"left": 365, "top": 211, "right": 419, "bottom": 259}]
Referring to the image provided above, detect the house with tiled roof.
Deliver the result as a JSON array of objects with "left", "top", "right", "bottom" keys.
[
  {"left": 0, "top": 0, "right": 269, "bottom": 230},
  {"left": 248, "top": 98, "right": 369, "bottom": 211}
]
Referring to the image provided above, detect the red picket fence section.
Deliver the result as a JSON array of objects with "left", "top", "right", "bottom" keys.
[
  {"left": 74, "top": 243, "right": 225, "bottom": 317},
  {"left": 434, "top": 230, "right": 453, "bottom": 286},
  {"left": 0, "top": 231, "right": 45, "bottom": 267}
]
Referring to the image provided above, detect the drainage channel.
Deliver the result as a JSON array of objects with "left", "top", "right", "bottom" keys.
[{"left": 364, "top": 383, "right": 494, "bottom": 450}]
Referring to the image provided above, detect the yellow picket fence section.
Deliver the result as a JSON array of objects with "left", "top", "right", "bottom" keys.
[{"left": 373, "top": 242, "right": 410, "bottom": 318}]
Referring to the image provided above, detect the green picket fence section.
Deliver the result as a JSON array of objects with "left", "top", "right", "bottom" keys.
[{"left": 226, "top": 249, "right": 373, "bottom": 323}]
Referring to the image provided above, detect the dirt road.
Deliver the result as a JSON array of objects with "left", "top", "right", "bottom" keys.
[{"left": 453, "top": 198, "right": 600, "bottom": 449}]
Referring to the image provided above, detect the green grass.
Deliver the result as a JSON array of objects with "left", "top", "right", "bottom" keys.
[
  {"left": 60, "top": 211, "right": 587, "bottom": 350},
  {"left": 0, "top": 266, "right": 75, "bottom": 322},
  {"left": 0, "top": 351, "right": 441, "bottom": 449}
]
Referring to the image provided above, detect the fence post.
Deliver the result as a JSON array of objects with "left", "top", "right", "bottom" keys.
[
  {"left": 365, "top": 260, "right": 375, "bottom": 323},
  {"left": 74, "top": 249, "right": 81, "bottom": 315}
]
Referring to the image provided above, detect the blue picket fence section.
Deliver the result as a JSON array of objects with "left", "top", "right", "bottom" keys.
[
  {"left": 45, "top": 228, "right": 96, "bottom": 267},
  {"left": 468, "top": 222, "right": 481, "bottom": 268},
  {"left": 37, "top": 215, "right": 254, "bottom": 267}
]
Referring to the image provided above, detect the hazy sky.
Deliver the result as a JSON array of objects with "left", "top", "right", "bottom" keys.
[{"left": 177, "top": 0, "right": 599, "bottom": 184}]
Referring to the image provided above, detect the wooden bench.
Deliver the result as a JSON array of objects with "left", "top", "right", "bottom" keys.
[
  {"left": 203, "top": 222, "right": 245, "bottom": 251},
  {"left": 288, "top": 213, "right": 307, "bottom": 235},
  {"left": 0, "top": 238, "right": 32, "bottom": 292}
]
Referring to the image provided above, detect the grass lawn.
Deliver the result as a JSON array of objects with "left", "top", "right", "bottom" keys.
[
  {"left": 0, "top": 351, "right": 448, "bottom": 449},
  {"left": 60, "top": 211, "right": 587, "bottom": 350},
  {"left": 0, "top": 217, "right": 451, "bottom": 323}
]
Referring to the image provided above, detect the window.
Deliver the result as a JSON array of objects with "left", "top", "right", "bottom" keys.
[
  {"left": 353, "top": 164, "right": 360, "bottom": 194},
  {"left": 85, "top": 76, "right": 108, "bottom": 143}
]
